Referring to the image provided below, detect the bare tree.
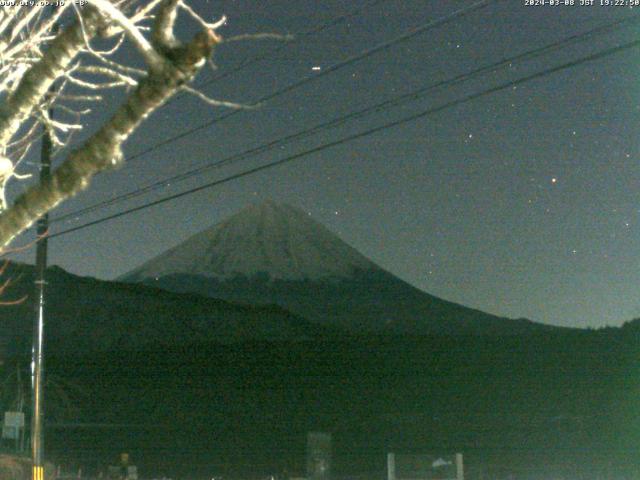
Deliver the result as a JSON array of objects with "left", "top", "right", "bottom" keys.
[{"left": 0, "top": 0, "right": 234, "bottom": 249}]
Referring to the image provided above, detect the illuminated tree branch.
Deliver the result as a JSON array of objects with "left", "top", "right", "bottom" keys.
[{"left": 0, "top": 0, "right": 230, "bottom": 249}]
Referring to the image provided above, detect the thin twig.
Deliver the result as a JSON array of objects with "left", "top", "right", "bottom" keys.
[
  {"left": 181, "top": 85, "right": 257, "bottom": 109},
  {"left": 223, "top": 33, "right": 294, "bottom": 43}
]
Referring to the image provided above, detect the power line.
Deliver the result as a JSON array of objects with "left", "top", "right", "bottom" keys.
[
  {"left": 122, "top": 0, "right": 496, "bottom": 164},
  {"left": 190, "top": 0, "right": 388, "bottom": 89},
  {"left": 51, "top": 13, "right": 640, "bottom": 224},
  {"left": 163, "top": 0, "right": 388, "bottom": 108},
  {"left": 48, "top": 37, "right": 640, "bottom": 240}
]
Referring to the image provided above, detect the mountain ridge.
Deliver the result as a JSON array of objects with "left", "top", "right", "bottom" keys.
[
  {"left": 122, "top": 201, "right": 561, "bottom": 335},
  {"left": 124, "top": 201, "right": 378, "bottom": 282},
  {"left": 0, "top": 261, "right": 336, "bottom": 359}
]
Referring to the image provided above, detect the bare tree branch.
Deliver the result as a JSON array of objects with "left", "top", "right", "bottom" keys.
[
  {"left": 0, "top": 26, "right": 220, "bottom": 248},
  {"left": 86, "top": 0, "right": 164, "bottom": 68},
  {"left": 180, "top": 85, "right": 256, "bottom": 109},
  {"left": 152, "top": 0, "right": 180, "bottom": 48},
  {"left": 223, "top": 33, "right": 293, "bottom": 43},
  {"left": 0, "top": 0, "right": 275, "bottom": 252},
  {"left": 0, "top": 8, "right": 104, "bottom": 147}
]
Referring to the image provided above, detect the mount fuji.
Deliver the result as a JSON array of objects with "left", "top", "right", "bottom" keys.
[
  {"left": 122, "top": 201, "right": 553, "bottom": 335},
  {"left": 125, "top": 200, "right": 377, "bottom": 282}
]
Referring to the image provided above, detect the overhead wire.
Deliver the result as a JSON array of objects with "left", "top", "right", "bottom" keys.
[
  {"left": 187, "top": 0, "right": 389, "bottom": 90},
  {"left": 50, "top": 12, "right": 640, "bottom": 224},
  {"left": 163, "top": 0, "right": 389, "bottom": 109},
  {"left": 121, "top": 0, "right": 497, "bottom": 164},
  {"left": 48, "top": 36, "right": 640, "bottom": 239},
  {"left": 50, "top": 0, "right": 502, "bottom": 223}
]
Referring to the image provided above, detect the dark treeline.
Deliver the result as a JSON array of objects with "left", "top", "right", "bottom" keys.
[{"left": 22, "top": 327, "right": 639, "bottom": 479}]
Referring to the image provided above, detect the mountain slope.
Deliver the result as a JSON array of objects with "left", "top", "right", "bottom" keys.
[
  {"left": 125, "top": 200, "right": 377, "bottom": 282},
  {"left": 123, "top": 201, "right": 557, "bottom": 335},
  {"left": 0, "top": 262, "right": 330, "bottom": 359}
]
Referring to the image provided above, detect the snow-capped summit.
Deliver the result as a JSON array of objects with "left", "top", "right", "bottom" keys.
[
  {"left": 124, "top": 200, "right": 378, "bottom": 282},
  {"left": 123, "top": 200, "right": 552, "bottom": 335}
]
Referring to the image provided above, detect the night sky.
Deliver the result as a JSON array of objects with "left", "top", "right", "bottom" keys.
[{"left": 8, "top": 0, "right": 640, "bottom": 329}]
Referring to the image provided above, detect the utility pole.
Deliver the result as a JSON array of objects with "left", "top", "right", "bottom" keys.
[
  {"left": 32, "top": 10, "right": 58, "bottom": 476},
  {"left": 32, "top": 107, "right": 52, "bottom": 480}
]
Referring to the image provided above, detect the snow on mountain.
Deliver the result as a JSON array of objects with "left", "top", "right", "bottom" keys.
[
  {"left": 124, "top": 200, "right": 379, "bottom": 282},
  {"left": 123, "top": 200, "right": 556, "bottom": 335}
]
